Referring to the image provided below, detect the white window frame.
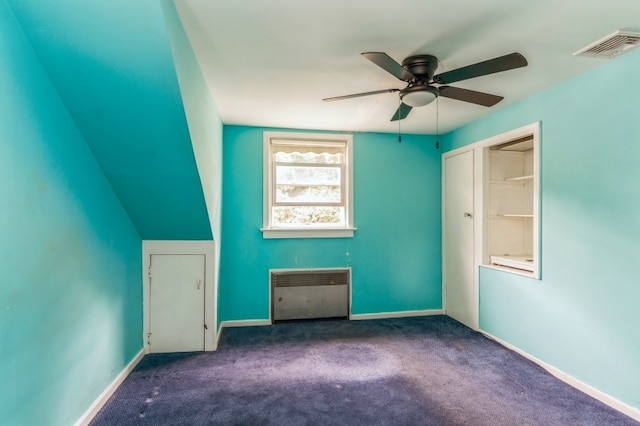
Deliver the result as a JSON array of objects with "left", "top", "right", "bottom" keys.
[{"left": 261, "top": 131, "right": 355, "bottom": 239}]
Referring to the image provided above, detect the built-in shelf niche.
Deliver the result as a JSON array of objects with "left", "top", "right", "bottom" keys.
[{"left": 485, "top": 135, "right": 538, "bottom": 276}]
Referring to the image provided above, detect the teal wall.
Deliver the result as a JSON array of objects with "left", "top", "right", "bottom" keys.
[
  {"left": 444, "top": 49, "right": 640, "bottom": 409},
  {"left": 0, "top": 3, "right": 143, "bottom": 424},
  {"left": 161, "top": 0, "right": 223, "bottom": 242},
  {"left": 7, "top": 0, "right": 212, "bottom": 240},
  {"left": 220, "top": 126, "right": 442, "bottom": 321}
]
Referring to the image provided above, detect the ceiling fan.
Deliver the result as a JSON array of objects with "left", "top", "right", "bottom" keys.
[{"left": 323, "top": 52, "right": 528, "bottom": 121}]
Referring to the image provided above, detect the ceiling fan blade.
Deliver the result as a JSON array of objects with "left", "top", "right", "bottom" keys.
[
  {"left": 391, "top": 103, "right": 413, "bottom": 121},
  {"left": 438, "top": 86, "right": 503, "bottom": 107},
  {"left": 433, "top": 52, "right": 528, "bottom": 85},
  {"left": 362, "top": 52, "right": 416, "bottom": 81},
  {"left": 323, "top": 88, "right": 399, "bottom": 102}
]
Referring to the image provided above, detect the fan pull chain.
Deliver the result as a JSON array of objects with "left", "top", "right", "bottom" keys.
[
  {"left": 398, "top": 97, "right": 402, "bottom": 143},
  {"left": 435, "top": 96, "right": 440, "bottom": 150}
]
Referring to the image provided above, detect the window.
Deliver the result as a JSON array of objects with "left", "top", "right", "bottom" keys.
[{"left": 262, "top": 132, "right": 355, "bottom": 238}]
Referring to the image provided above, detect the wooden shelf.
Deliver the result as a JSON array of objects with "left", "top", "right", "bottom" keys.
[
  {"left": 506, "top": 175, "right": 533, "bottom": 182},
  {"left": 490, "top": 214, "right": 533, "bottom": 218},
  {"left": 490, "top": 255, "right": 534, "bottom": 273}
]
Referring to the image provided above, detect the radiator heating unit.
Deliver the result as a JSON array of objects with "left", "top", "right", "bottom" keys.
[{"left": 271, "top": 268, "right": 350, "bottom": 322}]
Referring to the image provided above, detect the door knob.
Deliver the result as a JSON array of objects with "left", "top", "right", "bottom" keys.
[{"left": 464, "top": 212, "right": 473, "bottom": 218}]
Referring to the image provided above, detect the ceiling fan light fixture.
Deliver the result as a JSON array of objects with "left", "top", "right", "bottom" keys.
[
  {"left": 400, "top": 86, "right": 438, "bottom": 107},
  {"left": 329, "top": 51, "right": 528, "bottom": 121}
]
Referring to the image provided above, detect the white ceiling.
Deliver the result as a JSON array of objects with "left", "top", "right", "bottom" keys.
[{"left": 175, "top": 0, "right": 640, "bottom": 134}]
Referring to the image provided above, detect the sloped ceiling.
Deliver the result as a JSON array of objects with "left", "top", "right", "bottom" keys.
[{"left": 7, "top": 0, "right": 212, "bottom": 240}]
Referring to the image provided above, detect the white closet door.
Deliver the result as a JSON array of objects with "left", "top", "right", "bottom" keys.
[
  {"left": 148, "top": 254, "right": 205, "bottom": 353},
  {"left": 444, "top": 150, "right": 476, "bottom": 329}
]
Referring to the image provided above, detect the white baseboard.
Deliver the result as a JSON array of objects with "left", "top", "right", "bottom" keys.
[
  {"left": 219, "top": 311, "right": 445, "bottom": 328},
  {"left": 480, "top": 331, "right": 640, "bottom": 423},
  {"left": 220, "top": 319, "right": 272, "bottom": 328},
  {"left": 74, "top": 349, "right": 145, "bottom": 426},
  {"left": 215, "top": 324, "right": 223, "bottom": 350},
  {"left": 350, "top": 309, "right": 444, "bottom": 321}
]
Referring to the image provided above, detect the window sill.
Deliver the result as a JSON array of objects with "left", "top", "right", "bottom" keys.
[{"left": 261, "top": 227, "right": 357, "bottom": 239}]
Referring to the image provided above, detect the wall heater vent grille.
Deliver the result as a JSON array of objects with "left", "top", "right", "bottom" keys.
[
  {"left": 574, "top": 30, "right": 640, "bottom": 59},
  {"left": 271, "top": 269, "right": 350, "bottom": 321},
  {"left": 271, "top": 269, "right": 349, "bottom": 287}
]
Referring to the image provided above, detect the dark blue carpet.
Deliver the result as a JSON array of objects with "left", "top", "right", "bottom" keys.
[{"left": 90, "top": 316, "right": 638, "bottom": 425}]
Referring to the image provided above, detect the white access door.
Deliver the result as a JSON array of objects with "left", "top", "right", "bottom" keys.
[
  {"left": 444, "top": 150, "right": 476, "bottom": 329},
  {"left": 148, "top": 254, "right": 206, "bottom": 353}
]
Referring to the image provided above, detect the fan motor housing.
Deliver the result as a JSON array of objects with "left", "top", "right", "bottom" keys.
[{"left": 402, "top": 54, "right": 438, "bottom": 79}]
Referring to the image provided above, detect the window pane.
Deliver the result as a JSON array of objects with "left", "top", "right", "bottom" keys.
[
  {"left": 272, "top": 206, "right": 345, "bottom": 227},
  {"left": 275, "top": 185, "right": 341, "bottom": 203},
  {"left": 275, "top": 165, "right": 341, "bottom": 203}
]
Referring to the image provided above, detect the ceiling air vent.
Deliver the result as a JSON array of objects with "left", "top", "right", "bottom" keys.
[{"left": 574, "top": 30, "right": 640, "bottom": 59}]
